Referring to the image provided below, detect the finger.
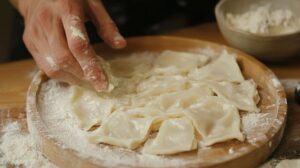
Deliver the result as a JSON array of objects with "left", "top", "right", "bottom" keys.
[
  {"left": 87, "top": 0, "right": 126, "bottom": 49},
  {"left": 43, "top": 60, "right": 81, "bottom": 85},
  {"left": 32, "top": 50, "right": 80, "bottom": 85},
  {"left": 22, "top": 8, "right": 81, "bottom": 85},
  {"left": 46, "top": 18, "right": 84, "bottom": 79},
  {"left": 61, "top": 14, "right": 108, "bottom": 91}
]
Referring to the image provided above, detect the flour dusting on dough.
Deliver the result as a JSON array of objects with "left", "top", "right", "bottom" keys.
[{"left": 70, "top": 26, "right": 86, "bottom": 40}]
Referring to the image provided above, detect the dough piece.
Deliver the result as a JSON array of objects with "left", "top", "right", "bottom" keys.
[
  {"left": 88, "top": 112, "right": 156, "bottom": 149},
  {"left": 155, "top": 86, "right": 213, "bottom": 110},
  {"left": 142, "top": 117, "right": 197, "bottom": 155},
  {"left": 70, "top": 86, "right": 114, "bottom": 130},
  {"left": 188, "top": 50, "right": 244, "bottom": 82},
  {"left": 124, "top": 107, "right": 168, "bottom": 132},
  {"left": 184, "top": 96, "right": 244, "bottom": 146},
  {"left": 276, "top": 159, "right": 300, "bottom": 168},
  {"left": 109, "top": 54, "right": 153, "bottom": 77},
  {"left": 137, "top": 76, "right": 187, "bottom": 97},
  {"left": 97, "top": 57, "right": 119, "bottom": 92},
  {"left": 153, "top": 50, "right": 208, "bottom": 75},
  {"left": 210, "top": 80, "right": 260, "bottom": 112}
]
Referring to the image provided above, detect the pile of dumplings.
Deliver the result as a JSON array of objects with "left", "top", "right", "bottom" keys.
[{"left": 69, "top": 50, "right": 260, "bottom": 155}]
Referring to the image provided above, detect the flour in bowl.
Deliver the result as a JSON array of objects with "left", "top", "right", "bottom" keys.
[{"left": 226, "top": 4, "right": 300, "bottom": 35}]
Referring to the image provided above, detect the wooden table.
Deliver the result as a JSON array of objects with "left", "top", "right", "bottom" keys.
[{"left": 0, "top": 22, "right": 299, "bottom": 166}]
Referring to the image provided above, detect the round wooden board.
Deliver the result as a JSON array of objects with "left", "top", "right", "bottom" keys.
[{"left": 26, "top": 36, "right": 287, "bottom": 168}]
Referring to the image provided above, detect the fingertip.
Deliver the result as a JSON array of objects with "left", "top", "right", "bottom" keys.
[
  {"left": 111, "top": 32, "right": 127, "bottom": 49},
  {"left": 94, "top": 80, "right": 109, "bottom": 92},
  {"left": 112, "top": 39, "right": 127, "bottom": 49}
]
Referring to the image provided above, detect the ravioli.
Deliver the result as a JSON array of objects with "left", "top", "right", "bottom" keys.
[
  {"left": 69, "top": 86, "right": 114, "bottom": 130},
  {"left": 88, "top": 112, "right": 156, "bottom": 149},
  {"left": 136, "top": 76, "right": 187, "bottom": 97},
  {"left": 142, "top": 117, "right": 197, "bottom": 155},
  {"left": 210, "top": 80, "right": 260, "bottom": 112},
  {"left": 153, "top": 50, "right": 208, "bottom": 75},
  {"left": 184, "top": 96, "right": 244, "bottom": 146},
  {"left": 155, "top": 86, "right": 213, "bottom": 110},
  {"left": 188, "top": 50, "right": 244, "bottom": 82}
]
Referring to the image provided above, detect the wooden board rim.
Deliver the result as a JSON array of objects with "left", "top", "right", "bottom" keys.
[{"left": 26, "top": 36, "right": 287, "bottom": 168}]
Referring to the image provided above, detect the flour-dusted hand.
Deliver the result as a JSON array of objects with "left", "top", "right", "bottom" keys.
[{"left": 13, "top": 0, "right": 126, "bottom": 91}]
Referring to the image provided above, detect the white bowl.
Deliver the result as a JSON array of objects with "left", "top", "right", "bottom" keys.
[{"left": 215, "top": 0, "right": 300, "bottom": 61}]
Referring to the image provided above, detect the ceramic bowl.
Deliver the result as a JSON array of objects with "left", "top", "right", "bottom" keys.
[{"left": 215, "top": 0, "right": 300, "bottom": 61}]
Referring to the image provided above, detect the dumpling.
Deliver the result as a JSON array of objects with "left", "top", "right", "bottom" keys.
[
  {"left": 210, "top": 80, "right": 260, "bottom": 112},
  {"left": 155, "top": 85, "right": 213, "bottom": 110},
  {"left": 142, "top": 117, "right": 197, "bottom": 155},
  {"left": 69, "top": 86, "right": 114, "bottom": 130},
  {"left": 184, "top": 96, "right": 244, "bottom": 146},
  {"left": 136, "top": 76, "right": 187, "bottom": 97},
  {"left": 188, "top": 50, "right": 244, "bottom": 82},
  {"left": 153, "top": 50, "right": 208, "bottom": 75},
  {"left": 109, "top": 53, "right": 154, "bottom": 77},
  {"left": 88, "top": 112, "right": 156, "bottom": 149}
]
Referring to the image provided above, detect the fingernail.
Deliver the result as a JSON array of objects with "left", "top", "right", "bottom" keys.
[
  {"left": 95, "top": 80, "right": 108, "bottom": 92},
  {"left": 113, "top": 32, "right": 125, "bottom": 46}
]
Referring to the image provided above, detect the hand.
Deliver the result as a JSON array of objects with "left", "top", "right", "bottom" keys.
[{"left": 18, "top": 0, "right": 126, "bottom": 91}]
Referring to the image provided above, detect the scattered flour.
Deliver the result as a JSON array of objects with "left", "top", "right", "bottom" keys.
[
  {"left": 241, "top": 112, "right": 273, "bottom": 145},
  {"left": 226, "top": 4, "right": 300, "bottom": 35},
  {"left": 0, "top": 122, "right": 57, "bottom": 168},
  {"left": 70, "top": 26, "right": 86, "bottom": 41},
  {"left": 45, "top": 56, "right": 59, "bottom": 70}
]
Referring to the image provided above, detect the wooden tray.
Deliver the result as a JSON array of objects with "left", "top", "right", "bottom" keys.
[{"left": 26, "top": 36, "right": 287, "bottom": 168}]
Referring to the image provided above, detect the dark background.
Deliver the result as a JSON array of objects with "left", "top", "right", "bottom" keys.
[{"left": 1, "top": 0, "right": 219, "bottom": 62}]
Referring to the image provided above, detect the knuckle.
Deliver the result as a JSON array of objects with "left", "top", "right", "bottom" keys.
[
  {"left": 70, "top": 39, "right": 89, "bottom": 53},
  {"left": 22, "top": 33, "right": 29, "bottom": 44},
  {"left": 56, "top": 52, "right": 72, "bottom": 67},
  {"left": 23, "top": 33, "right": 37, "bottom": 53}
]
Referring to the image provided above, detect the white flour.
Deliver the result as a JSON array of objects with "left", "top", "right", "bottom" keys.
[
  {"left": 226, "top": 4, "right": 300, "bottom": 35},
  {"left": 70, "top": 25, "right": 86, "bottom": 41},
  {"left": 0, "top": 122, "right": 57, "bottom": 168}
]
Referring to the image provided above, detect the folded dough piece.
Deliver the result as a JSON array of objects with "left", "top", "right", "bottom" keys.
[
  {"left": 88, "top": 112, "right": 156, "bottom": 149},
  {"left": 137, "top": 76, "right": 187, "bottom": 97},
  {"left": 210, "top": 80, "right": 260, "bottom": 112},
  {"left": 97, "top": 57, "right": 119, "bottom": 92},
  {"left": 153, "top": 50, "right": 208, "bottom": 75},
  {"left": 188, "top": 50, "right": 244, "bottom": 82},
  {"left": 142, "top": 117, "right": 197, "bottom": 155},
  {"left": 109, "top": 54, "right": 153, "bottom": 77},
  {"left": 123, "top": 107, "right": 169, "bottom": 132},
  {"left": 70, "top": 86, "right": 114, "bottom": 130},
  {"left": 184, "top": 96, "right": 244, "bottom": 146},
  {"left": 155, "top": 86, "right": 213, "bottom": 110}
]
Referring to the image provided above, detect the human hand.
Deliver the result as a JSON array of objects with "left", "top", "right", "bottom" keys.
[{"left": 18, "top": 0, "right": 126, "bottom": 91}]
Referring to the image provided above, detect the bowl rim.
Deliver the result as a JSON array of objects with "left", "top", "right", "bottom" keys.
[{"left": 215, "top": 0, "right": 300, "bottom": 38}]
